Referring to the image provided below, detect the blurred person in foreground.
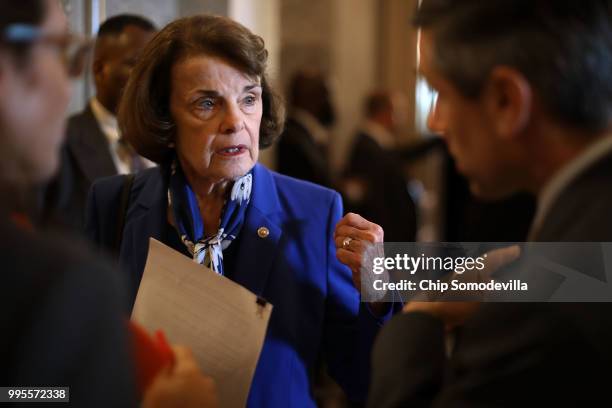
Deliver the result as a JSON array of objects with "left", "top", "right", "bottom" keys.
[
  {"left": 276, "top": 69, "right": 335, "bottom": 187},
  {"left": 335, "top": 0, "right": 612, "bottom": 406},
  {"left": 41, "top": 14, "right": 157, "bottom": 234},
  {"left": 85, "top": 14, "right": 393, "bottom": 407},
  {"left": 342, "top": 90, "right": 417, "bottom": 242},
  {"left": 0, "top": 1, "right": 216, "bottom": 406}
]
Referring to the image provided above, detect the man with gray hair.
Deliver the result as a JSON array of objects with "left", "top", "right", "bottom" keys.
[{"left": 335, "top": 0, "right": 612, "bottom": 406}]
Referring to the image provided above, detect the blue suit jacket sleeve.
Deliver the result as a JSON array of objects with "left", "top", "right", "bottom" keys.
[{"left": 323, "top": 192, "right": 393, "bottom": 402}]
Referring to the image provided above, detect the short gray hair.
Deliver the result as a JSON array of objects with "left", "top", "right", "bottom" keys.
[{"left": 415, "top": 0, "right": 612, "bottom": 132}]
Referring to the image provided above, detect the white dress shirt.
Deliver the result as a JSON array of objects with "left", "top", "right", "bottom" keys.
[{"left": 89, "top": 98, "right": 155, "bottom": 174}]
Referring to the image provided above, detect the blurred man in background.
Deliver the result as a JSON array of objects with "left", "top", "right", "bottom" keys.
[
  {"left": 277, "top": 69, "right": 335, "bottom": 187},
  {"left": 335, "top": 0, "right": 612, "bottom": 406},
  {"left": 41, "top": 14, "right": 156, "bottom": 233},
  {"left": 343, "top": 90, "right": 417, "bottom": 242}
]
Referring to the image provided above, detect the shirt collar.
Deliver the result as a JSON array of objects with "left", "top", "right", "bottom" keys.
[
  {"left": 89, "top": 97, "right": 119, "bottom": 144},
  {"left": 528, "top": 135, "right": 612, "bottom": 240}
]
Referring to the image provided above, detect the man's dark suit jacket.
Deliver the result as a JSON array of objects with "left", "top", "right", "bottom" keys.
[
  {"left": 368, "top": 151, "right": 612, "bottom": 407},
  {"left": 344, "top": 132, "right": 417, "bottom": 242},
  {"left": 276, "top": 117, "right": 332, "bottom": 187},
  {"left": 0, "top": 216, "right": 135, "bottom": 407},
  {"left": 41, "top": 105, "right": 117, "bottom": 233}
]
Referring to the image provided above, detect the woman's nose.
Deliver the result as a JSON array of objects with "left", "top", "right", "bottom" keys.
[{"left": 219, "top": 103, "right": 245, "bottom": 134}]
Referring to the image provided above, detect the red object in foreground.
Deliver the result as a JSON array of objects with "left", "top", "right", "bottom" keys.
[
  {"left": 128, "top": 321, "right": 175, "bottom": 396},
  {"left": 10, "top": 212, "right": 33, "bottom": 231}
]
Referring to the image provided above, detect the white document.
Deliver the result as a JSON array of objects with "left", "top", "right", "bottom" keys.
[{"left": 132, "top": 238, "right": 273, "bottom": 408}]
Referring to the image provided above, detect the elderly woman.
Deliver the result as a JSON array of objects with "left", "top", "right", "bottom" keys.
[{"left": 86, "top": 14, "right": 391, "bottom": 407}]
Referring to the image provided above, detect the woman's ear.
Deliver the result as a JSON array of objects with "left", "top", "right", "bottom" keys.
[{"left": 482, "top": 66, "right": 532, "bottom": 140}]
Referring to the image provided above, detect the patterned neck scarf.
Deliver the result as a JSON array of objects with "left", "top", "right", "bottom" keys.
[{"left": 167, "top": 159, "right": 253, "bottom": 275}]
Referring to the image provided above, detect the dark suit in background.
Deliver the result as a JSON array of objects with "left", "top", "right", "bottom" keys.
[
  {"left": 0, "top": 217, "right": 135, "bottom": 407},
  {"left": 344, "top": 131, "right": 417, "bottom": 242},
  {"left": 41, "top": 106, "right": 117, "bottom": 233},
  {"left": 399, "top": 137, "right": 536, "bottom": 242},
  {"left": 443, "top": 150, "right": 535, "bottom": 242},
  {"left": 277, "top": 116, "right": 332, "bottom": 188},
  {"left": 368, "top": 150, "right": 612, "bottom": 407},
  {"left": 370, "top": 154, "right": 612, "bottom": 407},
  {"left": 278, "top": 69, "right": 336, "bottom": 188}
]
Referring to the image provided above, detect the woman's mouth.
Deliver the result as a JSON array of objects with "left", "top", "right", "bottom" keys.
[{"left": 217, "top": 145, "right": 248, "bottom": 157}]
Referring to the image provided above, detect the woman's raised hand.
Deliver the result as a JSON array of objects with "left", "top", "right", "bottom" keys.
[{"left": 334, "top": 212, "right": 384, "bottom": 290}]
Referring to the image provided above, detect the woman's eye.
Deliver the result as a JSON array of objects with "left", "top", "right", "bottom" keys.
[
  {"left": 197, "top": 98, "right": 215, "bottom": 110},
  {"left": 243, "top": 95, "right": 257, "bottom": 106}
]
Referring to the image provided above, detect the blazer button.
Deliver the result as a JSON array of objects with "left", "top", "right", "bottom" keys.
[{"left": 257, "top": 227, "right": 270, "bottom": 238}]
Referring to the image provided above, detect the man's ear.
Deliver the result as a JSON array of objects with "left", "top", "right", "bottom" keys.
[
  {"left": 92, "top": 57, "right": 104, "bottom": 80},
  {"left": 482, "top": 66, "right": 532, "bottom": 140}
]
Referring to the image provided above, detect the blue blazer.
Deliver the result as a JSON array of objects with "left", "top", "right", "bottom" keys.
[{"left": 85, "top": 163, "right": 390, "bottom": 407}]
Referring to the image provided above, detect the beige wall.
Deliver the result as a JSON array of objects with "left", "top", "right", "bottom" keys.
[
  {"left": 379, "top": 0, "right": 419, "bottom": 141},
  {"left": 279, "top": 0, "right": 333, "bottom": 92},
  {"left": 229, "top": 0, "right": 281, "bottom": 169},
  {"left": 330, "top": 0, "right": 379, "bottom": 172}
]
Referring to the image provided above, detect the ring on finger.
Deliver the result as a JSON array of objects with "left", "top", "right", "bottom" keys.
[{"left": 342, "top": 237, "right": 353, "bottom": 249}]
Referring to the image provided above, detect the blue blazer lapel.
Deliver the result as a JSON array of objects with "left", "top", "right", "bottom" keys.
[
  {"left": 232, "top": 164, "right": 283, "bottom": 297},
  {"left": 120, "top": 165, "right": 283, "bottom": 300}
]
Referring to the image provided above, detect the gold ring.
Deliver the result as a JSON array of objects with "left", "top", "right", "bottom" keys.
[{"left": 342, "top": 237, "right": 353, "bottom": 249}]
